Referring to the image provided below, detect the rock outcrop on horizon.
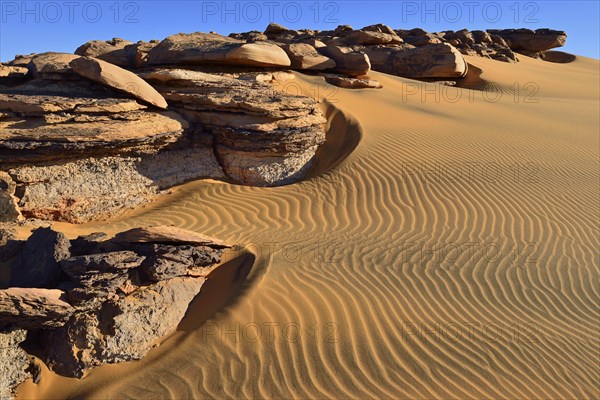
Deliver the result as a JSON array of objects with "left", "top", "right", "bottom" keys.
[
  {"left": 1, "top": 46, "right": 326, "bottom": 222},
  {"left": 1, "top": 24, "right": 567, "bottom": 224},
  {"left": 0, "top": 225, "right": 233, "bottom": 388}
]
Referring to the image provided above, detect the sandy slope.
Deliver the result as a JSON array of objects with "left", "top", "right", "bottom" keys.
[{"left": 18, "top": 55, "right": 599, "bottom": 399}]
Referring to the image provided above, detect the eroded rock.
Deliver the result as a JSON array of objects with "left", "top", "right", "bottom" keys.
[{"left": 0, "top": 328, "right": 36, "bottom": 400}]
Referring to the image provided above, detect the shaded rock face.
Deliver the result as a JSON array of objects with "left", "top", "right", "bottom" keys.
[
  {"left": 0, "top": 226, "right": 233, "bottom": 381},
  {"left": 0, "top": 328, "right": 37, "bottom": 400},
  {"left": 430, "top": 30, "right": 518, "bottom": 63},
  {"left": 9, "top": 227, "right": 70, "bottom": 288}
]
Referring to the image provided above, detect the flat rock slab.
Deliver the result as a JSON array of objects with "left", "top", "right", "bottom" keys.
[
  {"left": 0, "top": 93, "right": 146, "bottom": 115},
  {"left": 112, "top": 226, "right": 231, "bottom": 248},
  {"left": 1, "top": 110, "right": 186, "bottom": 163},
  {"left": 69, "top": 57, "right": 168, "bottom": 108}
]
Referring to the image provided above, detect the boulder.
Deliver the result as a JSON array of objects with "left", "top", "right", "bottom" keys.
[
  {"left": 342, "top": 30, "right": 403, "bottom": 46},
  {"left": 361, "top": 24, "right": 397, "bottom": 36},
  {"left": 1, "top": 107, "right": 185, "bottom": 164},
  {"left": 318, "top": 46, "right": 371, "bottom": 77},
  {"left": 147, "top": 32, "right": 291, "bottom": 67},
  {"left": 0, "top": 288, "right": 74, "bottom": 329},
  {"left": 9, "top": 227, "right": 70, "bottom": 288},
  {"left": 74, "top": 38, "right": 133, "bottom": 67},
  {"left": 403, "top": 33, "right": 441, "bottom": 46},
  {"left": 487, "top": 28, "right": 567, "bottom": 52},
  {"left": 27, "top": 52, "right": 79, "bottom": 78},
  {"left": 60, "top": 251, "right": 145, "bottom": 294},
  {"left": 282, "top": 43, "right": 336, "bottom": 70},
  {"left": 363, "top": 43, "right": 467, "bottom": 79},
  {"left": 264, "top": 22, "right": 289, "bottom": 35},
  {"left": 69, "top": 57, "right": 168, "bottom": 108}
]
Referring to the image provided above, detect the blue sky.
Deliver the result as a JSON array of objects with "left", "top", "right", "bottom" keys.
[{"left": 1, "top": 1, "right": 599, "bottom": 62}]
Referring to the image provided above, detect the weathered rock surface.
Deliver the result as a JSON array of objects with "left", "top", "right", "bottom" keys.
[
  {"left": 9, "top": 227, "right": 70, "bottom": 288},
  {"left": 143, "top": 68, "right": 326, "bottom": 185},
  {"left": 0, "top": 172, "right": 22, "bottom": 222},
  {"left": 0, "top": 225, "right": 234, "bottom": 380},
  {"left": 148, "top": 32, "right": 291, "bottom": 67},
  {"left": 45, "top": 276, "right": 205, "bottom": 377},
  {"left": 0, "top": 288, "right": 74, "bottom": 329},
  {"left": 0, "top": 328, "right": 36, "bottom": 400},
  {"left": 341, "top": 29, "right": 403, "bottom": 46}
]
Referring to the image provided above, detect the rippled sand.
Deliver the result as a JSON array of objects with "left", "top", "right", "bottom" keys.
[{"left": 19, "top": 55, "right": 599, "bottom": 399}]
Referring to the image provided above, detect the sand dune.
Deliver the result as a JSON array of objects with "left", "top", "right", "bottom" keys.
[{"left": 18, "top": 55, "right": 599, "bottom": 399}]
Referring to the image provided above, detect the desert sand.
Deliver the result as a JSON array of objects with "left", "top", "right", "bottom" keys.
[{"left": 18, "top": 54, "right": 599, "bottom": 399}]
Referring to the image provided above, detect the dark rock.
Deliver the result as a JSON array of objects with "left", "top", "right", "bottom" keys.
[{"left": 9, "top": 227, "right": 70, "bottom": 288}]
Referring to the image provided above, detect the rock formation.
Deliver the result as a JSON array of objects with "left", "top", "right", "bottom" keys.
[
  {"left": 1, "top": 24, "right": 567, "bottom": 224},
  {"left": 0, "top": 225, "right": 233, "bottom": 389}
]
